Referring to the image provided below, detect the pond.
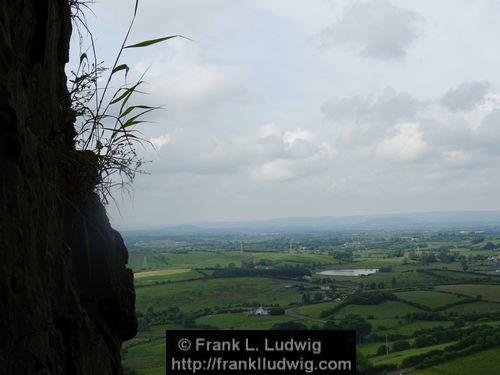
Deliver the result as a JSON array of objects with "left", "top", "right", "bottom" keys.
[{"left": 317, "top": 269, "right": 379, "bottom": 276}]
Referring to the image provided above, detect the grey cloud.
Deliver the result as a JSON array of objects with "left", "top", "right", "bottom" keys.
[
  {"left": 418, "top": 117, "right": 472, "bottom": 153},
  {"left": 316, "top": 0, "right": 422, "bottom": 60},
  {"left": 441, "top": 81, "right": 490, "bottom": 111},
  {"left": 135, "top": 44, "right": 249, "bottom": 115},
  {"left": 148, "top": 129, "right": 329, "bottom": 177},
  {"left": 321, "top": 88, "right": 427, "bottom": 161},
  {"left": 321, "top": 85, "right": 500, "bottom": 171},
  {"left": 322, "top": 87, "right": 417, "bottom": 125},
  {"left": 477, "top": 108, "right": 500, "bottom": 150}
]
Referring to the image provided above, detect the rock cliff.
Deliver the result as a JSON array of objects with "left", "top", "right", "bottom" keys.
[{"left": 0, "top": 1, "right": 137, "bottom": 374}]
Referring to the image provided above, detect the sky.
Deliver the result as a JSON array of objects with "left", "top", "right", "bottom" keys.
[{"left": 71, "top": 0, "right": 500, "bottom": 228}]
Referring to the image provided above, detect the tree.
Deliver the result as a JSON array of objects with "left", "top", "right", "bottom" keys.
[
  {"left": 339, "top": 315, "right": 372, "bottom": 343},
  {"left": 323, "top": 320, "right": 341, "bottom": 330},
  {"left": 241, "top": 257, "right": 255, "bottom": 269},
  {"left": 392, "top": 341, "right": 410, "bottom": 352},
  {"left": 422, "top": 252, "right": 437, "bottom": 263},
  {"left": 302, "top": 293, "right": 311, "bottom": 304},
  {"left": 332, "top": 250, "right": 353, "bottom": 262},
  {"left": 356, "top": 350, "right": 374, "bottom": 374},
  {"left": 483, "top": 242, "right": 496, "bottom": 250},
  {"left": 269, "top": 307, "right": 285, "bottom": 315},
  {"left": 377, "top": 345, "right": 387, "bottom": 356},
  {"left": 414, "top": 334, "right": 436, "bottom": 348},
  {"left": 271, "top": 321, "right": 308, "bottom": 330}
]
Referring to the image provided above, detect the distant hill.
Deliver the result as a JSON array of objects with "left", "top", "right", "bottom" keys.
[{"left": 120, "top": 211, "right": 500, "bottom": 236}]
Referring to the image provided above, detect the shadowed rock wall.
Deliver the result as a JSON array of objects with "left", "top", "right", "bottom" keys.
[{"left": 0, "top": 1, "right": 137, "bottom": 374}]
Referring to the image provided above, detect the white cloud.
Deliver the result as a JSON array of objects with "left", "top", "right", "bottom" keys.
[
  {"left": 90, "top": 0, "right": 500, "bottom": 226},
  {"left": 134, "top": 41, "right": 248, "bottom": 114},
  {"left": 316, "top": 0, "right": 423, "bottom": 60},
  {"left": 149, "top": 134, "right": 171, "bottom": 150},
  {"left": 147, "top": 125, "right": 331, "bottom": 178},
  {"left": 376, "top": 122, "right": 428, "bottom": 162},
  {"left": 442, "top": 149, "right": 470, "bottom": 166},
  {"left": 323, "top": 86, "right": 500, "bottom": 172},
  {"left": 257, "top": 123, "right": 280, "bottom": 138},
  {"left": 283, "top": 129, "right": 315, "bottom": 147},
  {"left": 322, "top": 87, "right": 419, "bottom": 149},
  {"left": 252, "top": 159, "right": 296, "bottom": 182}
]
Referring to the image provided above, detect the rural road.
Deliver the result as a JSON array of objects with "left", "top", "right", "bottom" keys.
[{"left": 285, "top": 308, "right": 327, "bottom": 323}]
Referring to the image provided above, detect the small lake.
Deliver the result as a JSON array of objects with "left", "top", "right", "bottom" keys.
[{"left": 317, "top": 269, "right": 379, "bottom": 276}]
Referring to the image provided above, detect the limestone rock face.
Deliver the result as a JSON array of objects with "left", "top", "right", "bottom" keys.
[{"left": 0, "top": 1, "right": 137, "bottom": 374}]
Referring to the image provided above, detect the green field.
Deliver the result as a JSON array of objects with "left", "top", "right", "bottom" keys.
[
  {"left": 376, "top": 320, "right": 454, "bottom": 336},
  {"left": 195, "top": 313, "right": 293, "bottom": 329},
  {"left": 425, "top": 269, "right": 492, "bottom": 282},
  {"left": 330, "top": 269, "right": 446, "bottom": 288},
  {"left": 123, "top": 230, "right": 500, "bottom": 375},
  {"left": 442, "top": 301, "right": 500, "bottom": 315},
  {"left": 123, "top": 323, "right": 175, "bottom": 375},
  {"left": 130, "top": 250, "right": 336, "bottom": 271},
  {"left": 396, "top": 290, "right": 468, "bottom": 308},
  {"left": 293, "top": 301, "right": 342, "bottom": 319},
  {"left": 321, "top": 256, "right": 408, "bottom": 269},
  {"left": 414, "top": 346, "right": 500, "bottom": 375},
  {"left": 372, "top": 342, "right": 456, "bottom": 366},
  {"left": 436, "top": 284, "right": 500, "bottom": 302},
  {"left": 129, "top": 251, "right": 251, "bottom": 270},
  {"left": 124, "top": 338, "right": 165, "bottom": 375},
  {"left": 134, "top": 268, "right": 192, "bottom": 279},
  {"left": 135, "top": 277, "right": 303, "bottom": 312},
  {"left": 334, "top": 301, "right": 423, "bottom": 319},
  {"left": 133, "top": 268, "right": 206, "bottom": 286}
]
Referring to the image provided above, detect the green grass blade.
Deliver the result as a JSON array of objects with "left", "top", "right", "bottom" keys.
[
  {"left": 112, "top": 64, "right": 130, "bottom": 77},
  {"left": 119, "top": 105, "right": 156, "bottom": 118},
  {"left": 124, "top": 35, "right": 179, "bottom": 49}
]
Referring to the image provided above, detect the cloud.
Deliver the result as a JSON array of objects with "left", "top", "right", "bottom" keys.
[
  {"left": 322, "top": 85, "right": 500, "bottom": 172},
  {"left": 257, "top": 123, "right": 281, "bottom": 138},
  {"left": 376, "top": 122, "right": 428, "bottom": 162},
  {"left": 251, "top": 143, "right": 335, "bottom": 183},
  {"left": 321, "top": 87, "right": 419, "bottom": 148},
  {"left": 442, "top": 149, "right": 471, "bottom": 166},
  {"left": 251, "top": 160, "right": 296, "bottom": 182},
  {"left": 441, "top": 81, "right": 490, "bottom": 111},
  {"left": 148, "top": 125, "right": 333, "bottom": 180},
  {"left": 149, "top": 134, "right": 171, "bottom": 150},
  {"left": 133, "top": 41, "right": 248, "bottom": 114},
  {"left": 322, "top": 87, "right": 417, "bottom": 125},
  {"left": 94, "top": 0, "right": 500, "bottom": 227},
  {"left": 316, "top": 0, "right": 422, "bottom": 60},
  {"left": 477, "top": 108, "right": 500, "bottom": 146}
]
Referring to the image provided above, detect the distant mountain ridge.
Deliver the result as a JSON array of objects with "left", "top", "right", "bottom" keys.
[{"left": 120, "top": 211, "right": 500, "bottom": 235}]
